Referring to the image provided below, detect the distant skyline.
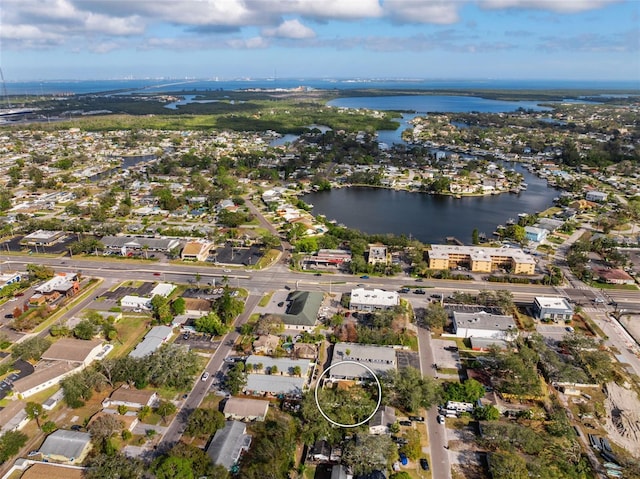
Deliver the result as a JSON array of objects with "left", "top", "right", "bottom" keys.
[{"left": 1, "top": 0, "right": 639, "bottom": 83}]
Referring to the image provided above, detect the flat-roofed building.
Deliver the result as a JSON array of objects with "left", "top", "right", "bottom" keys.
[
  {"left": 524, "top": 226, "right": 548, "bottom": 243},
  {"left": 0, "top": 271, "right": 22, "bottom": 291},
  {"left": 101, "top": 235, "right": 181, "bottom": 253},
  {"left": 367, "top": 244, "right": 389, "bottom": 265},
  {"left": 328, "top": 343, "right": 396, "bottom": 381},
  {"left": 206, "top": 421, "right": 252, "bottom": 471},
  {"left": 585, "top": 191, "right": 608, "bottom": 202},
  {"left": 34, "top": 273, "right": 80, "bottom": 300},
  {"left": 22, "top": 230, "right": 66, "bottom": 246},
  {"left": 181, "top": 240, "right": 213, "bottom": 261},
  {"left": 223, "top": 397, "right": 269, "bottom": 422},
  {"left": 244, "top": 374, "right": 306, "bottom": 398},
  {"left": 0, "top": 400, "right": 28, "bottom": 433},
  {"left": 593, "top": 268, "right": 635, "bottom": 285},
  {"left": 245, "top": 355, "right": 311, "bottom": 377},
  {"left": 316, "top": 249, "right": 352, "bottom": 265},
  {"left": 452, "top": 311, "right": 517, "bottom": 341},
  {"left": 533, "top": 296, "right": 574, "bottom": 322},
  {"left": 426, "top": 244, "right": 535, "bottom": 275},
  {"left": 349, "top": 288, "right": 399, "bottom": 312}
]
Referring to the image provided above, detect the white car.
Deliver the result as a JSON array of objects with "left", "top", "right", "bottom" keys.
[
  {"left": 201, "top": 372, "right": 210, "bottom": 381},
  {"left": 437, "top": 415, "right": 445, "bottom": 424}
]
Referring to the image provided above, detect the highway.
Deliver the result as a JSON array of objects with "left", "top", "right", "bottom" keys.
[{"left": 2, "top": 251, "right": 640, "bottom": 476}]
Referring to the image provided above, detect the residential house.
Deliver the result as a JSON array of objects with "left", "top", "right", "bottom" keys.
[
  {"left": 223, "top": 397, "right": 269, "bottom": 422},
  {"left": 17, "top": 463, "right": 86, "bottom": 479},
  {"left": 349, "top": 288, "right": 399, "bottom": 312},
  {"left": 252, "top": 334, "right": 280, "bottom": 355},
  {"left": 585, "top": 191, "right": 608, "bottom": 202},
  {"left": 206, "top": 421, "right": 252, "bottom": 471},
  {"left": 89, "top": 411, "right": 138, "bottom": 432},
  {"left": 369, "top": 406, "right": 396, "bottom": 435},
  {"left": 310, "top": 439, "right": 331, "bottom": 462},
  {"left": 0, "top": 401, "right": 28, "bottom": 434},
  {"left": 524, "top": 226, "right": 548, "bottom": 243},
  {"left": 182, "top": 297, "right": 212, "bottom": 316},
  {"left": 102, "top": 386, "right": 158, "bottom": 409},
  {"left": 39, "top": 430, "right": 92, "bottom": 464},
  {"left": 129, "top": 325, "right": 174, "bottom": 358},
  {"left": 533, "top": 297, "right": 574, "bottom": 322},
  {"left": 41, "top": 338, "right": 104, "bottom": 366},
  {"left": 293, "top": 342, "right": 317, "bottom": 360}
]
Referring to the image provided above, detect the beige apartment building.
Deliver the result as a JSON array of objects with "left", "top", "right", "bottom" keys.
[{"left": 426, "top": 244, "right": 535, "bottom": 275}]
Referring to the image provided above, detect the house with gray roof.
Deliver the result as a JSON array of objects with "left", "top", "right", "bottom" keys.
[
  {"left": 243, "top": 374, "right": 306, "bottom": 398},
  {"left": 129, "top": 325, "right": 173, "bottom": 358},
  {"left": 452, "top": 311, "right": 518, "bottom": 341},
  {"left": 206, "top": 421, "right": 252, "bottom": 471},
  {"left": 279, "top": 291, "right": 324, "bottom": 331},
  {"left": 245, "top": 355, "right": 311, "bottom": 377},
  {"left": 39, "top": 430, "right": 92, "bottom": 464}
]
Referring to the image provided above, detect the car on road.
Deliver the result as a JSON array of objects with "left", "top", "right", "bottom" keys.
[
  {"left": 420, "top": 458, "right": 430, "bottom": 471},
  {"left": 360, "top": 275, "right": 369, "bottom": 279},
  {"left": 182, "top": 333, "right": 190, "bottom": 340},
  {"left": 413, "top": 289, "right": 426, "bottom": 295},
  {"left": 398, "top": 288, "right": 410, "bottom": 293},
  {"left": 409, "top": 415, "right": 424, "bottom": 422},
  {"left": 399, "top": 420, "right": 412, "bottom": 426},
  {"left": 415, "top": 278, "right": 424, "bottom": 282},
  {"left": 277, "top": 301, "right": 285, "bottom": 307},
  {"left": 201, "top": 372, "right": 210, "bottom": 381},
  {"left": 153, "top": 272, "right": 161, "bottom": 276},
  {"left": 223, "top": 269, "right": 231, "bottom": 273},
  {"left": 566, "top": 326, "right": 575, "bottom": 332},
  {"left": 437, "top": 415, "right": 445, "bottom": 424},
  {"left": 14, "top": 293, "right": 24, "bottom": 297},
  {"left": 4, "top": 314, "right": 13, "bottom": 319}
]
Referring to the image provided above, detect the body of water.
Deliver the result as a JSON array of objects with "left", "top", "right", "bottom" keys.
[
  {"left": 5, "top": 78, "right": 638, "bottom": 96},
  {"left": 302, "top": 164, "right": 559, "bottom": 244}
]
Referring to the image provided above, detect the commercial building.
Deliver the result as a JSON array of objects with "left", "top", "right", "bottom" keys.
[
  {"left": 181, "top": 240, "right": 213, "bottom": 261},
  {"left": 243, "top": 375, "right": 306, "bottom": 398},
  {"left": 593, "top": 268, "right": 635, "bottom": 285},
  {"left": 101, "top": 235, "right": 181, "bottom": 254},
  {"left": 41, "top": 338, "right": 104, "bottom": 366},
  {"left": 426, "top": 244, "right": 535, "bottom": 275},
  {"left": 349, "top": 288, "right": 399, "bottom": 312},
  {"left": 533, "top": 297, "right": 574, "bottom": 322},
  {"left": 328, "top": 343, "right": 397, "bottom": 381},
  {"left": 367, "top": 244, "right": 390, "bottom": 265},
  {"left": 278, "top": 291, "right": 324, "bottom": 331},
  {"left": 452, "top": 311, "right": 517, "bottom": 340},
  {"left": 22, "top": 230, "right": 66, "bottom": 246},
  {"left": 585, "top": 191, "right": 608, "bottom": 202},
  {"left": 245, "top": 355, "right": 312, "bottom": 377}
]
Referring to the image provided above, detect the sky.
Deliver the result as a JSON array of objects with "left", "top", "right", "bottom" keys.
[{"left": 1, "top": 0, "right": 639, "bottom": 82}]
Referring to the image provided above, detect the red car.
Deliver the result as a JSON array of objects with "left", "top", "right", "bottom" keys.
[
  {"left": 153, "top": 272, "right": 161, "bottom": 276},
  {"left": 14, "top": 293, "right": 24, "bottom": 297}
]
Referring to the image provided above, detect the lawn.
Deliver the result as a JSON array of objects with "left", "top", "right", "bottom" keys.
[{"left": 110, "top": 315, "right": 150, "bottom": 357}]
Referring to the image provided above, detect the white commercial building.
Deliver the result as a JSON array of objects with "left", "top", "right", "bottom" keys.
[{"left": 349, "top": 288, "right": 399, "bottom": 312}]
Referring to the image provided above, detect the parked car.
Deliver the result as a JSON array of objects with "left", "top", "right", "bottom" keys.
[
  {"left": 277, "top": 302, "right": 284, "bottom": 307},
  {"left": 314, "top": 272, "right": 322, "bottom": 276},
  {"left": 70, "top": 425, "right": 82, "bottom": 431},
  {"left": 399, "top": 420, "right": 412, "bottom": 426},
  {"left": 437, "top": 415, "right": 445, "bottom": 424},
  {"left": 420, "top": 458, "right": 430, "bottom": 471},
  {"left": 399, "top": 453, "right": 408, "bottom": 465},
  {"left": 4, "top": 314, "right": 13, "bottom": 319},
  {"left": 360, "top": 275, "right": 369, "bottom": 279},
  {"left": 409, "top": 415, "right": 424, "bottom": 422},
  {"left": 413, "top": 289, "right": 426, "bottom": 295}
]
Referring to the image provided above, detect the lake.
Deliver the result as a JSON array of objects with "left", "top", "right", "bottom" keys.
[{"left": 302, "top": 164, "right": 560, "bottom": 244}]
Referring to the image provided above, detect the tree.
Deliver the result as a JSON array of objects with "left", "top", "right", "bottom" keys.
[
  {"left": 488, "top": 451, "right": 528, "bottom": 479},
  {"left": 156, "top": 400, "right": 177, "bottom": 424},
  {"left": 342, "top": 434, "right": 398, "bottom": 475},
  {"left": 442, "top": 378, "right": 486, "bottom": 403},
  {"left": 255, "top": 314, "right": 285, "bottom": 335},
  {"left": 25, "top": 402, "right": 46, "bottom": 428},
  {"left": 214, "top": 289, "right": 244, "bottom": 324},
  {"left": 422, "top": 303, "right": 448, "bottom": 330},
  {"left": 270, "top": 365, "right": 278, "bottom": 375},
  {"left": 194, "top": 312, "right": 228, "bottom": 336},
  {"left": 0, "top": 431, "right": 28, "bottom": 463},
  {"left": 171, "top": 297, "right": 186, "bottom": 315},
  {"left": 400, "top": 429, "right": 422, "bottom": 460},
  {"left": 88, "top": 414, "right": 124, "bottom": 452},
  {"left": 73, "top": 319, "right": 98, "bottom": 340},
  {"left": 84, "top": 453, "right": 145, "bottom": 479},
  {"left": 472, "top": 228, "right": 480, "bottom": 245},
  {"left": 11, "top": 337, "right": 51, "bottom": 361},
  {"left": 41, "top": 421, "right": 57, "bottom": 434},
  {"left": 161, "top": 443, "right": 229, "bottom": 479},
  {"left": 225, "top": 362, "right": 247, "bottom": 395},
  {"left": 474, "top": 404, "right": 500, "bottom": 421},
  {"left": 184, "top": 408, "right": 225, "bottom": 437},
  {"left": 383, "top": 367, "right": 441, "bottom": 413},
  {"left": 154, "top": 456, "right": 194, "bottom": 479}
]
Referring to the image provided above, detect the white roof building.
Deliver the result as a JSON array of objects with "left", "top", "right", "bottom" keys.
[
  {"left": 328, "top": 343, "right": 397, "bottom": 381},
  {"left": 349, "top": 288, "right": 399, "bottom": 312},
  {"left": 452, "top": 311, "right": 517, "bottom": 340},
  {"left": 150, "top": 283, "right": 175, "bottom": 298}
]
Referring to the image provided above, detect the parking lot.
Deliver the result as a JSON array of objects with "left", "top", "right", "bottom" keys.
[
  {"left": 431, "top": 339, "right": 462, "bottom": 370},
  {"left": 396, "top": 350, "right": 421, "bottom": 371},
  {"left": 174, "top": 333, "right": 220, "bottom": 351}
]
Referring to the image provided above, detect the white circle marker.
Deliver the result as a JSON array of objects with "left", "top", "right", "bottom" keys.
[{"left": 314, "top": 360, "right": 382, "bottom": 428}]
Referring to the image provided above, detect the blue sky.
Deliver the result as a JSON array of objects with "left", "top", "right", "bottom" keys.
[{"left": 1, "top": 0, "right": 639, "bottom": 82}]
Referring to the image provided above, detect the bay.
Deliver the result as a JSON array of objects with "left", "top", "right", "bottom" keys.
[{"left": 302, "top": 164, "right": 560, "bottom": 244}]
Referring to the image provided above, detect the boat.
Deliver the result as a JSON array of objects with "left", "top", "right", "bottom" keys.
[
  {"left": 520, "top": 183, "right": 528, "bottom": 190},
  {"left": 506, "top": 218, "right": 515, "bottom": 225},
  {"left": 604, "top": 463, "right": 622, "bottom": 471}
]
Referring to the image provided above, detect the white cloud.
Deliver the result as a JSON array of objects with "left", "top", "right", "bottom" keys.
[
  {"left": 383, "top": 0, "right": 461, "bottom": 24},
  {"left": 226, "top": 36, "right": 269, "bottom": 49},
  {"left": 263, "top": 19, "right": 315, "bottom": 39},
  {"left": 479, "top": 0, "right": 622, "bottom": 13}
]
